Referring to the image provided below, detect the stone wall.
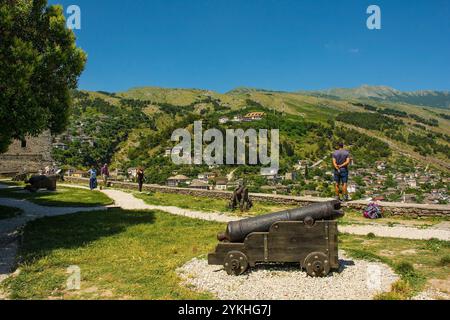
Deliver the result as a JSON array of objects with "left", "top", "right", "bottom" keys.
[
  {"left": 346, "top": 201, "right": 450, "bottom": 218},
  {"left": 64, "top": 176, "right": 450, "bottom": 217},
  {"left": 0, "top": 131, "right": 53, "bottom": 175}
]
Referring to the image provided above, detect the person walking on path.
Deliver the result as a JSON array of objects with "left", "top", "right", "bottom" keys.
[
  {"left": 137, "top": 168, "right": 145, "bottom": 192},
  {"left": 101, "top": 163, "right": 110, "bottom": 188},
  {"left": 332, "top": 142, "right": 351, "bottom": 202},
  {"left": 87, "top": 167, "right": 98, "bottom": 191}
]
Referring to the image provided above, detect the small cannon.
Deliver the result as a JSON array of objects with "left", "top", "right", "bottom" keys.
[
  {"left": 208, "top": 200, "right": 344, "bottom": 277},
  {"left": 24, "top": 175, "right": 58, "bottom": 193},
  {"left": 229, "top": 184, "right": 253, "bottom": 212}
]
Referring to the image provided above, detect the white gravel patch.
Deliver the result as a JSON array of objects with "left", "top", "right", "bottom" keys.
[
  {"left": 177, "top": 253, "right": 399, "bottom": 300},
  {"left": 413, "top": 289, "right": 450, "bottom": 300}
]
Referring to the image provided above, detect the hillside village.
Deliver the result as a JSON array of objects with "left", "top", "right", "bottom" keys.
[{"left": 56, "top": 92, "right": 450, "bottom": 205}]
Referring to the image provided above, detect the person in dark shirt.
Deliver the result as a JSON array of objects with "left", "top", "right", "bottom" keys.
[
  {"left": 137, "top": 168, "right": 145, "bottom": 192},
  {"left": 332, "top": 142, "right": 351, "bottom": 201},
  {"left": 101, "top": 163, "right": 110, "bottom": 188}
]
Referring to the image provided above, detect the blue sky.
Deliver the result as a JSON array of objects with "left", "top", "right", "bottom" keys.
[{"left": 49, "top": 0, "right": 450, "bottom": 93}]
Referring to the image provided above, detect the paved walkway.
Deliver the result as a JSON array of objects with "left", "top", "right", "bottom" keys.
[{"left": 101, "top": 189, "right": 234, "bottom": 223}]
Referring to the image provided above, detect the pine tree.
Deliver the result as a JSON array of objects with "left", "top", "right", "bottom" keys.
[{"left": 0, "top": 0, "right": 86, "bottom": 152}]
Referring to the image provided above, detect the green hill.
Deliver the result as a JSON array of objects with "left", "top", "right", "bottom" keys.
[{"left": 52, "top": 86, "right": 450, "bottom": 199}]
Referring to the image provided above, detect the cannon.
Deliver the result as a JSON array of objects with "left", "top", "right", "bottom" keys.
[
  {"left": 208, "top": 200, "right": 344, "bottom": 277},
  {"left": 229, "top": 184, "right": 253, "bottom": 212},
  {"left": 24, "top": 175, "right": 58, "bottom": 193}
]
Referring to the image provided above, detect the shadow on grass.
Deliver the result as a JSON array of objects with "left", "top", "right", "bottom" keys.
[
  {"left": 19, "top": 208, "right": 155, "bottom": 264},
  {"left": 0, "top": 186, "right": 113, "bottom": 207},
  {"left": 4, "top": 207, "right": 222, "bottom": 299},
  {"left": 0, "top": 205, "right": 24, "bottom": 220}
]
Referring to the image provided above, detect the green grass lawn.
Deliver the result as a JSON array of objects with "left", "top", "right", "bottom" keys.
[
  {"left": 0, "top": 205, "right": 24, "bottom": 220},
  {"left": 0, "top": 184, "right": 113, "bottom": 207},
  {"left": 340, "top": 234, "right": 450, "bottom": 299},
  {"left": 1, "top": 208, "right": 223, "bottom": 300},
  {"left": 2, "top": 206, "right": 448, "bottom": 300},
  {"left": 134, "top": 191, "right": 294, "bottom": 216}
]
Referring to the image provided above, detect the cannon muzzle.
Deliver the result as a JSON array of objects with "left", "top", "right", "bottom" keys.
[{"left": 218, "top": 200, "right": 343, "bottom": 243}]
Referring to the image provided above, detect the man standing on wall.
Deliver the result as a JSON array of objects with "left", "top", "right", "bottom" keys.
[{"left": 332, "top": 142, "right": 351, "bottom": 202}]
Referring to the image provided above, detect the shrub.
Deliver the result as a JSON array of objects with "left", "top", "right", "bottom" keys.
[
  {"left": 424, "top": 238, "right": 449, "bottom": 252},
  {"left": 394, "top": 262, "right": 426, "bottom": 291},
  {"left": 439, "top": 255, "right": 450, "bottom": 266},
  {"left": 375, "top": 280, "right": 413, "bottom": 300}
]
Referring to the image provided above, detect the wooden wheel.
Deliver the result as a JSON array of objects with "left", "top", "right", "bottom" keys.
[
  {"left": 224, "top": 251, "right": 249, "bottom": 276},
  {"left": 304, "top": 252, "right": 330, "bottom": 277}
]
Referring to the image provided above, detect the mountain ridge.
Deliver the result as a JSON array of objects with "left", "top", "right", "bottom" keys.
[
  {"left": 297, "top": 85, "right": 450, "bottom": 109},
  {"left": 91, "top": 85, "right": 450, "bottom": 109}
]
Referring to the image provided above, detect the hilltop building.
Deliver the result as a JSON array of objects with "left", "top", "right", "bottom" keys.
[
  {"left": 167, "top": 175, "right": 190, "bottom": 187},
  {"left": 127, "top": 168, "right": 138, "bottom": 179},
  {"left": 219, "top": 117, "right": 229, "bottom": 124},
  {"left": 261, "top": 167, "right": 281, "bottom": 183},
  {"left": 285, "top": 172, "right": 298, "bottom": 181},
  {"left": 215, "top": 177, "right": 228, "bottom": 191},
  {"left": 164, "top": 146, "right": 183, "bottom": 157},
  {"left": 52, "top": 142, "right": 68, "bottom": 150},
  {"left": 198, "top": 172, "right": 217, "bottom": 181},
  {"left": 232, "top": 115, "right": 243, "bottom": 123},
  {"left": 189, "top": 179, "right": 210, "bottom": 190},
  {"left": 243, "top": 112, "right": 265, "bottom": 121}
]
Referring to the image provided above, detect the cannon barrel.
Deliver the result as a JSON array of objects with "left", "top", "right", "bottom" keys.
[{"left": 218, "top": 200, "right": 344, "bottom": 243}]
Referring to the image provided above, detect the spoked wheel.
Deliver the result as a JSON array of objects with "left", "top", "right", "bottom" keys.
[
  {"left": 224, "top": 251, "right": 249, "bottom": 276},
  {"left": 304, "top": 252, "right": 331, "bottom": 277}
]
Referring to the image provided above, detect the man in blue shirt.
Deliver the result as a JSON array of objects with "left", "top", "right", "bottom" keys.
[{"left": 332, "top": 142, "right": 351, "bottom": 201}]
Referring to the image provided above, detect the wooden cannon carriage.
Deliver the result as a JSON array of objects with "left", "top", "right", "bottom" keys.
[{"left": 208, "top": 201, "right": 343, "bottom": 277}]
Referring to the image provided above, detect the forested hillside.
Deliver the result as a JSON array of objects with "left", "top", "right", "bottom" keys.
[{"left": 52, "top": 86, "right": 449, "bottom": 197}]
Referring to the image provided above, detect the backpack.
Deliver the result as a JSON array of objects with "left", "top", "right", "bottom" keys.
[{"left": 363, "top": 202, "right": 383, "bottom": 219}]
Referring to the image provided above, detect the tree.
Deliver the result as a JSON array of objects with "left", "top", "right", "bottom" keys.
[{"left": 0, "top": 0, "right": 86, "bottom": 152}]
